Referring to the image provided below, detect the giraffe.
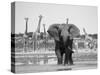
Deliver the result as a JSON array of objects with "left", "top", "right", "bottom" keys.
[
  {"left": 66, "top": 18, "right": 69, "bottom": 25},
  {"left": 36, "top": 15, "right": 43, "bottom": 33},
  {"left": 43, "top": 24, "right": 47, "bottom": 50},
  {"left": 83, "top": 28, "right": 95, "bottom": 49},
  {"left": 43, "top": 24, "right": 46, "bottom": 35},
  {"left": 23, "top": 17, "right": 29, "bottom": 52},
  {"left": 34, "top": 15, "right": 43, "bottom": 50}
]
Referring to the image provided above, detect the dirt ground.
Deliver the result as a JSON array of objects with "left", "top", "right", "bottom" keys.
[{"left": 15, "top": 60, "right": 97, "bottom": 73}]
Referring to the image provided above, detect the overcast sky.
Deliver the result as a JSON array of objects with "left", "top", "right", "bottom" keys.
[{"left": 14, "top": 2, "right": 98, "bottom": 34}]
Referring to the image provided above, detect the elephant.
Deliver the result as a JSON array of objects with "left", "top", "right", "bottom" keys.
[{"left": 47, "top": 23, "right": 80, "bottom": 65}]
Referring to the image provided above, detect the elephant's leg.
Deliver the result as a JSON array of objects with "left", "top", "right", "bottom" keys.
[
  {"left": 64, "top": 50, "right": 70, "bottom": 65},
  {"left": 68, "top": 39, "right": 74, "bottom": 65},
  {"left": 60, "top": 52, "right": 64, "bottom": 64},
  {"left": 69, "top": 51, "right": 73, "bottom": 65},
  {"left": 64, "top": 53, "right": 68, "bottom": 65},
  {"left": 64, "top": 48, "right": 74, "bottom": 65},
  {"left": 55, "top": 49, "right": 62, "bottom": 65},
  {"left": 55, "top": 41, "right": 63, "bottom": 65}
]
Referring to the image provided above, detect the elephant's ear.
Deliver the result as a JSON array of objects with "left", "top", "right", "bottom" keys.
[
  {"left": 68, "top": 24, "right": 80, "bottom": 38},
  {"left": 47, "top": 24, "right": 60, "bottom": 41}
]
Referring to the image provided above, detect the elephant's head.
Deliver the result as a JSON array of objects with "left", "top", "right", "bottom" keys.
[
  {"left": 47, "top": 23, "right": 80, "bottom": 65},
  {"left": 47, "top": 23, "right": 80, "bottom": 42}
]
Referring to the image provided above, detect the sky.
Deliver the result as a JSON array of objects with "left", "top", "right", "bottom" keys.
[{"left": 13, "top": 2, "right": 98, "bottom": 34}]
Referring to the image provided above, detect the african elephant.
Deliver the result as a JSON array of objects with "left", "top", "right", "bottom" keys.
[{"left": 47, "top": 23, "right": 80, "bottom": 65}]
